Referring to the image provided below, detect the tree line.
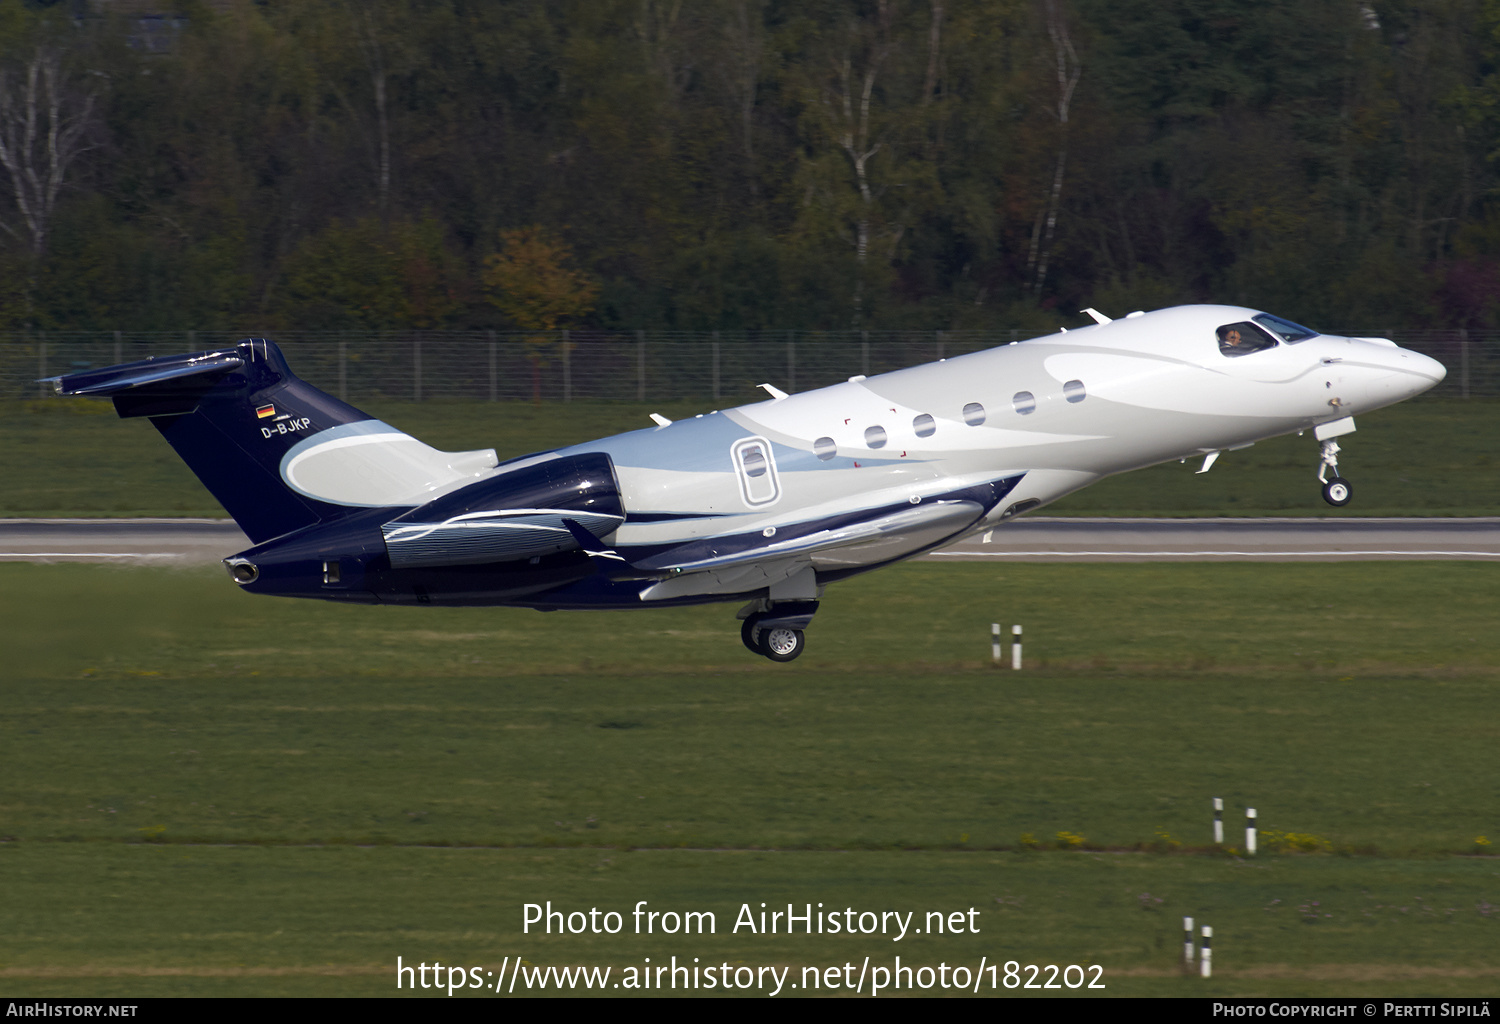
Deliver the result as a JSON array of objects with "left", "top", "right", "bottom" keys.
[{"left": 2, "top": 0, "right": 1498, "bottom": 335}]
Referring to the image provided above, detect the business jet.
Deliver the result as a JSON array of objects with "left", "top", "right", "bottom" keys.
[{"left": 50, "top": 305, "right": 1445, "bottom": 661}]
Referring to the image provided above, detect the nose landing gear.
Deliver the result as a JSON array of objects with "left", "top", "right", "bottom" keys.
[{"left": 1317, "top": 438, "right": 1353, "bottom": 506}]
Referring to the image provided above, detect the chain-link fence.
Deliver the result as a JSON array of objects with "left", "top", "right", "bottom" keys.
[{"left": 2, "top": 327, "right": 1493, "bottom": 404}]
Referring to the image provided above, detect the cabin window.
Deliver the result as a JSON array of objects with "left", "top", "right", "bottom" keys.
[
  {"left": 1063, "top": 380, "right": 1087, "bottom": 403},
  {"left": 814, "top": 436, "right": 837, "bottom": 461},
  {"left": 912, "top": 413, "right": 936, "bottom": 438},
  {"left": 1013, "top": 391, "right": 1036, "bottom": 415},
  {"left": 864, "top": 425, "right": 888, "bottom": 448},
  {"left": 740, "top": 445, "right": 768, "bottom": 477},
  {"left": 1216, "top": 321, "right": 1278, "bottom": 356},
  {"left": 962, "top": 402, "right": 986, "bottom": 426}
]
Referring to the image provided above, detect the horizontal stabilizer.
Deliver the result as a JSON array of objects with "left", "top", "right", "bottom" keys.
[{"left": 50, "top": 354, "right": 245, "bottom": 397}]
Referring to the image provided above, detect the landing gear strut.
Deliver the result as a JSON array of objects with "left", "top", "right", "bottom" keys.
[
  {"left": 1317, "top": 439, "right": 1353, "bottom": 507},
  {"left": 739, "top": 600, "right": 819, "bottom": 662}
]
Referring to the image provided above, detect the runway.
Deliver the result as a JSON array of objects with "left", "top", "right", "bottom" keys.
[
  {"left": 925, "top": 517, "right": 1500, "bottom": 562},
  {"left": 2, "top": 516, "right": 1498, "bottom": 565},
  {"left": 0, "top": 519, "right": 250, "bottom": 565}
]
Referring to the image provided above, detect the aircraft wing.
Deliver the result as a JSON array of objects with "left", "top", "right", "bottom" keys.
[{"left": 565, "top": 498, "right": 985, "bottom": 582}]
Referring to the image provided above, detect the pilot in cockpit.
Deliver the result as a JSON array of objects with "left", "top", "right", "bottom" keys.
[{"left": 1217, "top": 322, "right": 1275, "bottom": 356}]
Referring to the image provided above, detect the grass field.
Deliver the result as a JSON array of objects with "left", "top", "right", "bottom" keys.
[
  {"left": 3, "top": 396, "right": 1498, "bottom": 518},
  {"left": 2, "top": 561, "right": 1497, "bottom": 997}
]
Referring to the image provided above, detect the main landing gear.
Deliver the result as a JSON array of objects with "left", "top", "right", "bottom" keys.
[
  {"left": 742, "top": 617, "right": 805, "bottom": 661},
  {"left": 1317, "top": 439, "right": 1353, "bottom": 507},
  {"left": 739, "top": 600, "right": 819, "bottom": 662}
]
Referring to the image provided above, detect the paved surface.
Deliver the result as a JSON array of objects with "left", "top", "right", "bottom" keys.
[
  {"left": 3, "top": 517, "right": 1498, "bottom": 565},
  {"left": 924, "top": 517, "right": 1500, "bottom": 562},
  {"left": 0, "top": 519, "right": 251, "bottom": 565}
]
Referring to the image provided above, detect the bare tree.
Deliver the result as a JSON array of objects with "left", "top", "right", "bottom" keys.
[
  {"left": 790, "top": 1, "right": 944, "bottom": 325},
  {"left": 722, "top": 0, "right": 766, "bottom": 197},
  {"left": 1024, "top": 0, "right": 1081, "bottom": 296},
  {"left": 636, "top": 0, "right": 689, "bottom": 98},
  {"left": 345, "top": 0, "right": 394, "bottom": 216},
  {"left": 0, "top": 46, "right": 98, "bottom": 257},
  {"left": 818, "top": 0, "right": 899, "bottom": 323},
  {"left": 923, "top": 0, "right": 944, "bottom": 106}
]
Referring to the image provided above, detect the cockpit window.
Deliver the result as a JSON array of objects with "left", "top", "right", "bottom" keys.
[
  {"left": 1216, "top": 321, "right": 1278, "bottom": 357},
  {"left": 1252, "top": 313, "right": 1318, "bottom": 343}
]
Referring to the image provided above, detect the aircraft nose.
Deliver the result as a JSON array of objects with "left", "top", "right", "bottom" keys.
[
  {"left": 1384, "top": 346, "right": 1447, "bottom": 398},
  {"left": 1399, "top": 348, "right": 1447, "bottom": 385},
  {"left": 1341, "top": 340, "right": 1447, "bottom": 407}
]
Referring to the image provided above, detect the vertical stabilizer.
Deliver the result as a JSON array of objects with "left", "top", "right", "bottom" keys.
[{"left": 53, "top": 339, "right": 497, "bottom": 544}]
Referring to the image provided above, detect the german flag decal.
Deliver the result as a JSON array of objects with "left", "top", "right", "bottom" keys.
[{"left": 256, "top": 405, "right": 276, "bottom": 419}]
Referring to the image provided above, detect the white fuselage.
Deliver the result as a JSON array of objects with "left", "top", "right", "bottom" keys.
[{"left": 564, "top": 305, "right": 1444, "bottom": 564}]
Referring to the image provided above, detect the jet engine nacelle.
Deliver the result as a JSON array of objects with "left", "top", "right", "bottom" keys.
[
  {"left": 223, "top": 452, "right": 624, "bottom": 601},
  {"left": 381, "top": 452, "right": 624, "bottom": 568}
]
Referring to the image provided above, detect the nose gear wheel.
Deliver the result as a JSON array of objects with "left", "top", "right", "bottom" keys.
[
  {"left": 1316, "top": 439, "right": 1353, "bottom": 506},
  {"left": 1321, "top": 477, "right": 1352, "bottom": 506}
]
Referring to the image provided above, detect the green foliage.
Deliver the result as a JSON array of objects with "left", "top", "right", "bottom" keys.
[
  {"left": 482, "top": 225, "right": 598, "bottom": 332},
  {"left": 276, "top": 216, "right": 467, "bottom": 330},
  {"left": 0, "top": 1, "right": 1497, "bottom": 329}
]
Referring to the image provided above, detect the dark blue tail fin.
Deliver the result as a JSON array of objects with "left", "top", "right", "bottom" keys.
[{"left": 53, "top": 339, "right": 497, "bottom": 545}]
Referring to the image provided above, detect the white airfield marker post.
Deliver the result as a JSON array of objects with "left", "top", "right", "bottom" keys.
[
  {"left": 1246, "top": 808, "right": 1258, "bottom": 855},
  {"left": 1183, "top": 916, "right": 1195, "bottom": 964},
  {"left": 991, "top": 623, "right": 1002, "bottom": 664},
  {"left": 1213, "top": 797, "right": 1223, "bottom": 844},
  {"left": 1200, "top": 926, "right": 1212, "bottom": 978},
  {"left": 1011, "top": 624, "right": 1023, "bottom": 670}
]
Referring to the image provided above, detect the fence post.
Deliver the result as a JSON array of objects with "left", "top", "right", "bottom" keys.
[
  {"left": 562, "top": 329, "right": 571, "bottom": 403},
  {"left": 862, "top": 330, "right": 870, "bottom": 376},
  {"left": 414, "top": 333, "right": 422, "bottom": 402},
  {"left": 637, "top": 330, "right": 646, "bottom": 401},
  {"left": 338, "top": 337, "right": 348, "bottom": 402},
  {"left": 1460, "top": 327, "right": 1470, "bottom": 399},
  {"left": 113, "top": 330, "right": 122, "bottom": 366},
  {"left": 787, "top": 330, "right": 796, "bottom": 393}
]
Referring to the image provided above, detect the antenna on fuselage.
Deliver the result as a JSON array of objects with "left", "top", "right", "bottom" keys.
[{"left": 1081, "top": 307, "right": 1113, "bottom": 325}]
